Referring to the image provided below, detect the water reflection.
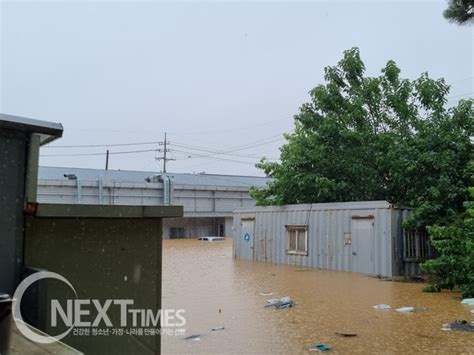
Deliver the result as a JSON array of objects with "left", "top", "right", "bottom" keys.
[{"left": 162, "top": 239, "right": 473, "bottom": 354}]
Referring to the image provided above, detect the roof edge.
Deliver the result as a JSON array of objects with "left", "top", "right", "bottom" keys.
[
  {"left": 234, "top": 200, "right": 394, "bottom": 213},
  {"left": 33, "top": 203, "right": 183, "bottom": 219},
  {"left": 0, "top": 113, "right": 63, "bottom": 145}
]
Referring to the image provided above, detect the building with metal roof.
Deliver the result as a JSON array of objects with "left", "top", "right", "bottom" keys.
[
  {"left": 37, "top": 166, "right": 270, "bottom": 239},
  {"left": 38, "top": 166, "right": 269, "bottom": 188}
]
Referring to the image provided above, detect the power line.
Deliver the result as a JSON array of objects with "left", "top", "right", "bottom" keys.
[
  {"left": 173, "top": 150, "right": 259, "bottom": 165},
  {"left": 40, "top": 132, "right": 288, "bottom": 167},
  {"left": 42, "top": 132, "right": 286, "bottom": 153},
  {"left": 43, "top": 141, "right": 160, "bottom": 149},
  {"left": 172, "top": 142, "right": 280, "bottom": 160},
  {"left": 173, "top": 134, "right": 285, "bottom": 157},
  {"left": 41, "top": 148, "right": 159, "bottom": 157}
]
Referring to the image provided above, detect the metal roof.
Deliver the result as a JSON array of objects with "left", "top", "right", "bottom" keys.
[
  {"left": 0, "top": 113, "right": 63, "bottom": 145},
  {"left": 38, "top": 166, "right": 271, "bottom": 188}
]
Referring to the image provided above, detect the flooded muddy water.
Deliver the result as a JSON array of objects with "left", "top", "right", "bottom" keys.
[{"left": 162, "top": 239, "right": 473, "bottom": 354}]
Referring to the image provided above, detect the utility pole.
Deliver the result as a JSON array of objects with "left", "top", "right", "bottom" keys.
[
  {"left": 163, "top": 132, "right": 168, "bottom": 173},
  {"left": 105, "top": 150, "right": 110, "bottom": 170},
  {"left": 156, "top": 132, "right": 175, "bottom": 173}
]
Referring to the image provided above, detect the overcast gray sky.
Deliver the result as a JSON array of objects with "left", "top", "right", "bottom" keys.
[{"left": 1, "top": 0, "right": 472, "bottom": 176}]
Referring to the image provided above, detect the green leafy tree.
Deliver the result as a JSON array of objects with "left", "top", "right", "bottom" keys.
[
  {"left": 443, "top": 0, "right": 474, "bottom": 24},
  {"left": 423, "top": 186, "right": 474, "bottom": 297},
  {"left": 252, "top": 48, "right": 473, "bottom": 229}
]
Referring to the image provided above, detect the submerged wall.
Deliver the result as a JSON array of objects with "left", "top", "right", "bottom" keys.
[{"left": 23, "top": 204, "right": 182, "bottom": 355}]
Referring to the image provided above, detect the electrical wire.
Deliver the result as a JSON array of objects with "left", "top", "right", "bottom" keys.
[
  {"left": 173, "top": 150, "right": 258, "bottom": 165},
  {"left": 172, "top": 142, "right": 280, "bottom": 160},
  {"left": 41, "top": 134, "right": 285, "bottom": 159},
  {"left": 41, "top": 148, "right": 159, "bottom": 157},
  {"left": 43, "top": 141, "right": 160, "bottom": 149},
  {"left": 40, "top": 132, "right": 288, "bottom": 167},
  {"left": 173, "top": 134, "right": 285, "bottom": 158}
]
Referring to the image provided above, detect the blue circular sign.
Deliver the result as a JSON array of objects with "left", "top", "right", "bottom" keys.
[{"left": 244, "top": 233, "right": 251, "bottom": 242}]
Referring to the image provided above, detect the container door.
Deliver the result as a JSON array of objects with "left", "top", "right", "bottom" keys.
[
  {"left": 240, "top": 219, "right": 255, "bottom": 261},
  {"left": 351, "top": 218, "right": 375, "bottom": 274}
]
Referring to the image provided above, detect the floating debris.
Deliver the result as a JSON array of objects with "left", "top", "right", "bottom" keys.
[
  {"left": 211, "top": 326, "right": 225, "bottom": 331},
  {"left": 266, "top": 298, "right": 280, "bottom": 306},
  {"left": 373, "top": 304, "right": 391, "bottom": 310},
  {"left": 441, "top": 323, "right": 452, "bottom": 331},
  {"left": 260, "top": 292, "right": 273, "bottom": 296},
  {"left": 265, "top": 296, "right": 295, "bottom": 309},
  {"left": 309, "top": 344, "right": 332, "bottom": 352},
  {"left": 184, "top": 334, "right": 201, "bottom": 341},
  {"left": 276, "top": 301, "right": 294, "bottom": 309},
  {"left": 461, "top": 298, "right": 474, "bottom": 306},
  {"left": 441, "top": 320, "right": 474, "bottom": 332},
  {"left": 335, "top": 332, "right": 357, "bottom": 337},
  {"left": 395, "top": 307, "right": 415, "bottom": 313}
]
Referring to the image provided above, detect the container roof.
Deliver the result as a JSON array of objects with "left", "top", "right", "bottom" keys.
[
  {"left": 235, "top": 200, "right": 394, "bottom": 212},
  {"left": 0, "top": 113, "right": 63, "bottom": 145},
  {"left": 38, "top": 166, "right": 271, "bottom": 188}
]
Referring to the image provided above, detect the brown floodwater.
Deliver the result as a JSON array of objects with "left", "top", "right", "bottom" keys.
[{"left": 162, "top": 239, "right": 473, "bottom": 354}]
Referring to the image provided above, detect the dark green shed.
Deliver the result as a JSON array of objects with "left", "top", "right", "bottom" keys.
[{"left": 0, "top": 113, "right": 63, "bottom": 295}]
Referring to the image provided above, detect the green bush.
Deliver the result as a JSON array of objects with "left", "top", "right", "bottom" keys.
[{"left": 423, "top": 188, "right": 474, "bottom": 298}]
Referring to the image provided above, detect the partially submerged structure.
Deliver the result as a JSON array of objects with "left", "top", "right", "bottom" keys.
[
  {"left": 24, "top": 203, "right": 182, "bottom": 354},
  {"left": 233, "top": 201, "right": 433, "bottom": 277},
  {"left": 0, "top": 113, "right": 182, "bottom": 354},
  {"left": 37, "top": 166, "right": 270, "bottom": 239}
]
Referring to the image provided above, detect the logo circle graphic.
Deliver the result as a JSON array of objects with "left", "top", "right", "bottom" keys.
[{"left": 12, "top": 271, "right": 78, "bottom": 344}]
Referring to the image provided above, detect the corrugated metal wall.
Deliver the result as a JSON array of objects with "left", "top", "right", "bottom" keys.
[
  {"left": 37, "top": 180, "right": 255, "bottom": 217},
  {"left": 234, "top": 201, "right": 400, "bottom": 277}
]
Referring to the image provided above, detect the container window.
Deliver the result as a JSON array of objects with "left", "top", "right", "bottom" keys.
[
  {"left": 297, "top": 232, "right": 306, "bottom": 252},
  {"left": 289, "top": 230, "right": 297, "bottom": 250},
  {"left": 286, "top": 225, "right": 308, "bottom": 255}
]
